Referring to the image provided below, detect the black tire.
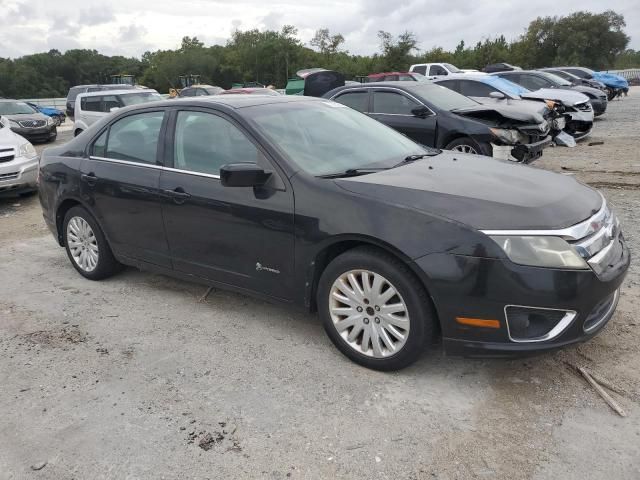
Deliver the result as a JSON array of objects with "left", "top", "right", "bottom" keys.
[
  {"left": 444, "top": 137, "right": 488, "bottom": 155},
  {"left": 62, "top": 206, "right": 122, "bottom": 280},
  {"left": 317, "top": 246, "right": 435, "bottom": 371}
]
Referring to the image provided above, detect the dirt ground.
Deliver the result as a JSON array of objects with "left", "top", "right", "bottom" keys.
[{"left": 1, "top": 91, "right": 639, "bottom": 480}]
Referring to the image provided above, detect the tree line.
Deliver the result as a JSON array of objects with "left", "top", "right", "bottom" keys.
[{"left": 0, "top": 10, "right": 637, "bottom": 98}]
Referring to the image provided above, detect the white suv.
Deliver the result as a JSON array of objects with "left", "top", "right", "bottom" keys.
[{"left": 73, "top": 89, "right": 162, "bottom": 136}]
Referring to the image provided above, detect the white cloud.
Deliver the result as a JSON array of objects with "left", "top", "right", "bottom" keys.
[{"left": 0, "top": 0, "right": 637, "bottom": 58}]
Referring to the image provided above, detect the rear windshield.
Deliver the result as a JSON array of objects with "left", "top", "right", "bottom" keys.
[
  {"left": 119, "top": 92, "right": 163, "bottom": 106},
  {"left": 405, "top": 84, "right": 478, "bottom": 111},
  {"left": 0, "top": 101, "right": 37, "bottom": 115}
]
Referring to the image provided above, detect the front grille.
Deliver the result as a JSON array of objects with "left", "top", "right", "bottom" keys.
[
  {"left": 18, "top": 120, "right": 46, "bottom": 128},
  {"left": 0, "top": 172, "right": 19, "bottom": 181},
  {"left": 583, "top": 290, "right": 619, "bottom": 333},
  {"left": 0, "top": 147, "right": 15, "bottom": 163}
]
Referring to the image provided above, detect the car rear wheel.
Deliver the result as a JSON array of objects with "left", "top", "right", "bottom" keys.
[
  {"left": 317, "top": 247, "right": 434, "bottom": 371},
  {"left": 444, "top": 137, "right": 486, "bottom": 155},
  {"left": 63, "top": 206, "right": 122, "bottom": 280}
]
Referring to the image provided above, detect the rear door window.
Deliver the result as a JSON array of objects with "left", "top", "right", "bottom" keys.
[
  {"left": 372, "top": 91, "right": 419, "bottom": 115},
  {"left": 518, "top": 74, "right": 552, "bottom": 90},
  {"left": 101, "top": 95, "right": 121, "bottom": 112},
  {"left": 333, "top": 91, "right": 369, "bottom": 112},
  {"left": 81, "top": 96, "right": 102, "bottom": 112},
  {"left": 104, "top": 112, "right": 165, "bottom": 164}
]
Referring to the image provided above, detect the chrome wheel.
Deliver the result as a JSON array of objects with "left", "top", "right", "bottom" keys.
[
  {"left": 329, "top": 270, "right": 410, "bottom": 358},
  {"left": 450, "top": 144, "right": 478, "bottom": 154},
  {"left": 67, "top": 216, "right": 99, "bottom": 272}
]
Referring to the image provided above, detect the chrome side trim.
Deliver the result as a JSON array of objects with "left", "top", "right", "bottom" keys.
[
  {"left": 481, "top": 194, "right": 607, "bottom": 241},
  {"left": 89, "top": 156, "right": 164, "bottom": 170},
  {"left": 89, "top": 156, "right": 221, "bottom": 179},
  {"left": 504, "top": 305, "right": 577, "bottom": 343},
  {"left": 583, "top": 289, "right": 619, "bottom": 334}
]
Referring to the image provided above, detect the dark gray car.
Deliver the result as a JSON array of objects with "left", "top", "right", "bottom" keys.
[{"left": 0, "top": 100, "right": 57, "bottom": 143}]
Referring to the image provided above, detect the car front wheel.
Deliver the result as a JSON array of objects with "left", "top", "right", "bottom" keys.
[
  {"left": 63, "top": 206, "right": 122, "bottom": 280},
  {"left": 444, "top": 137, "right": 488, "bottom": 155},
  {"left": 317, "top": 247, "right": 434, "bottom": 371}
]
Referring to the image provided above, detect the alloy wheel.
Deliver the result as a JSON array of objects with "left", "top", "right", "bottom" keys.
[
  {"left": 67, "top": 216, "right": 99, "bottom": 272},
  {"left": 329, "top": 269, "right": 410, "bottom": 358},
  {"left": 450, "top": 144, "right": 478, "bottom": 154}
]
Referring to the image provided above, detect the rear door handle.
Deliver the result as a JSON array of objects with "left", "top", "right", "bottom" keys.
[
  {"left": 81, "top": 173, "right": 97, "bottom": 186},
  {"left": 163, "top": 188, "right": 191, "bottom": 204}
]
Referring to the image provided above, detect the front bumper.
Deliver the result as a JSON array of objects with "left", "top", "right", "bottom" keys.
[
  {"left": 0, "top": 155, "right": 39, "bottom": 194},
  {"left": 491, "top": 136, "right": 552, "bottom": 164},
  {"left": 415, "top": 234, "right": 630, "bottom": 357},
  {"left": 590, "top": 98, "right": 608, "bottom": 116},
  {"left": 10, "top": 125, "right": 57, "bottom": 143}
]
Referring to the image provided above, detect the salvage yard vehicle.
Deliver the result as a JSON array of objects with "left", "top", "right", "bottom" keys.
[
  {"left": 38, "top": 95, "right": 628, "bottom": 370},
  {"left": 178, "top": 85, "right": 224, "bottom": 97},
  {"left": 0, "top": 115, "right": 38, "bottom": 195},
  {"left": 65, "top": 84, "right": 137, "bottom": 118},
  {"left": 555, "top": 67, "right": 629, "bottom": 101},
  {"left": 73, "top": 89, "right": 162, "bottom": 136},
  {"left": 434, "top": 74, "right": 580, "bottom": 145},
  {"left": 367, "top": 72, "right": 429, "bottom": 82},
  {"left": 494, "top": 70, "right": 608, "bottom": 116},
  {"left": 26, "top": 102, "right": 66, "bottom": 126},
  {"left": 219, "top": 87, "right": 280, "bottom": 96},
  {"left": 482, "top": 63, "right": 521, "bottom": 73},
  {"left": 408, "top": 63, "right": 469, "bottom": 77},
  {"left": 538, "top": 68, "right": 607, "bottom": 91},
  {"left": 0, "top": 99, "right": 57, "bottom": 143},
  {"left": 477, "top": 73, "right": 594, "bottom": 139},
  {"left": 324, "top": 81, "right": 552, "bottom": 162}
]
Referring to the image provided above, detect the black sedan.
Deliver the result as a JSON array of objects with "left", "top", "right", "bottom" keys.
[
  {"left": 494, "top": 70, "right": 608, "bottom": 116},
  {"left": 38, "top": 96, "right": 629, "bottom": 370},
  {"left": 324, "top": 82, "right": 552, "bottom": 163}
]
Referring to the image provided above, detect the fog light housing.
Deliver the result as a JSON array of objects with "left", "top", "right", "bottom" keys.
[{"left": 504, "top": 306, "right": 576, "bottom": 342}]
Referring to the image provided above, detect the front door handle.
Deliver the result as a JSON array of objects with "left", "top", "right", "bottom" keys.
[
  {"left": 163, "top": 188, "right": 191, "bottom": 204},
  {"left": 81, "top": 173, "right": 97, "bottom": 186}
]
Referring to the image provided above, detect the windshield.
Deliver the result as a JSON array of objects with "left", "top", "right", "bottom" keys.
[
  {"left": 443, "top": 63, "right": 462, "bottom": 73},
  {"left": 537, "top": 71, "right": 572, "bottom": 86},
  {"left": 119, "top": 92, "right": 163, "bottom": 106},
  {"left": 480, "top": 75, "right": 530, "bottom": 96},
  {"left": 246, "top": 100, "right": 429, "bottom": 176},
  {"left": 405, "top": 84, "right": 478, "bottom": 111},
  {"left": 0, "top": 102, "right": 37, "bottom": 115}
]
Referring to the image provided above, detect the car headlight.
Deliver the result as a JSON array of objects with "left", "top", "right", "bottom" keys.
[
  {"left": 489, "top": 128, "right": 527, "bottom": 145},
  {"left": 9, "top": 119, "right": 20, "bottom": 127},
  {"left": 46, "top": 116, "right": 54, "bottom": 126},
  {"left": 490, "top": 236, "right": 589, "bottom": 269},
  {"left": 18, "top": 142, "right": 37, "bottom": 159}
]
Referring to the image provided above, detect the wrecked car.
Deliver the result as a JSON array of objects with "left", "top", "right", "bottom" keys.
[
  {"left": 433, "top": 75, "right": 575, "bottom": 147},
  {"left": 555, "top": 67, "right": 629, "bottom": 101},
  {"left": 494, "top": 70, "right": 608, "bottom": 117},
  {"left": 323, "top": 81, "right": 552, "bottom": 163}
]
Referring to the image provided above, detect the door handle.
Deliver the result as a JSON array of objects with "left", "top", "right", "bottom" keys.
[
  {"left": 163, "top": 188, "right": 191, "bottom": 204},
  {"left": 81, "top": 173, "right": 97, "bottom": 186}
]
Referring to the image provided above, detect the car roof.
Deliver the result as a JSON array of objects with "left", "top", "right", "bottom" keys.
[
  {"left": 119, "top": 95, "right": 322, "bottom": 111},
  {"left": 182, "top": 84, "right": 220, "bottom": 89},
  {"left": 368, "top": 72, "right": 411, "bottom": 77},
  {"left": 77, "top": 89, "right": 157, "bottom": 98}
]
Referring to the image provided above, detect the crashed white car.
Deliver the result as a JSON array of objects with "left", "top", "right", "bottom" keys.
[{"left": 0, "top": 115, "right": 39, "bottom": 195}]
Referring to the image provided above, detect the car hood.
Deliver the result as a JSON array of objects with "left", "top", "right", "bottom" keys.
[
  {"left": 334, "top": 152, "right": 601, "bottom": 230},
  {"left": 452, "top": 103, "right": 546, "bottom": 125},
  {"left": 3, "top": 112, "right": 50, "bottom": 122},
  {"left": 0, "top": 121, "right": 25, "bottom": 146},
  {"left": 468, "top": 97, "right": 550, "bottom": 118},
  {"left": 570, "top": 85, "right": 607, "bottom": 99},
  {"left": 520, "top": 88, "right": 590, "bottom": 106}
]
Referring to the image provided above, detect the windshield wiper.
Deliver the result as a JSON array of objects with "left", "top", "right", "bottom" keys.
[
  {"left": 393, "top": 152, "right": 437, "bottom": 168},
  {"left": 318, "top": 168, "right": 389, "bottom": 179}
]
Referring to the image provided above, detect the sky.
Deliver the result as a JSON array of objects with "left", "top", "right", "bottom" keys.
[{"left": 0, "top": 0, "right": 638, "bottom": 59}]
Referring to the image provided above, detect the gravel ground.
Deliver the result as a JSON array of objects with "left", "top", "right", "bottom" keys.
[{"left": 1, "top": 90, "right": 639, "bottom": 480}]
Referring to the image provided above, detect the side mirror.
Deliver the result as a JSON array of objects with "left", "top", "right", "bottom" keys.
[
  {"left": 489, "top": 91, "right": 506, "bottom": 99},
  {"left": 411, "top": 106, "right": 431, "bottom": 118},
  {"left": 110, "top": 107, "right": 120, "bottom": 113},
  {"left": 220, "top": 163, "right": 272, "bottom": 187}
]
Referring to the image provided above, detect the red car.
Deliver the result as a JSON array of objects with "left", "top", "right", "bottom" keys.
[{"left": 367, "top": 72, "right": 428, "bottom": 82}]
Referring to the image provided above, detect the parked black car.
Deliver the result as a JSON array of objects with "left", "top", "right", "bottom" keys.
[
  {"left": 178, "top": 85, "right": 225, "bottom": 97},
  {"left": 38, "top": 96, "right": 629, "bottom": 370},
  {"left": 66, "top": 84, "right": 137, "bottom": 118},
  {"left": 0, "top": 99, "right": 57, "bottom": 143},
  {"left": 538, "top": 68, "right": 607, "bottom": 91},
  {"left": 494, "top": 70, "right": 608, "bottom": 116},
  {"left": 324, "top": 82, "right": 552, "bottom": 163},
  {"left": 482, "top": 63, "right": 521, "bottom": 73}
]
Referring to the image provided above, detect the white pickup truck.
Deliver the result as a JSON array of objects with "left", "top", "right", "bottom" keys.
[{"left": 409, "top": 63, "right": 482, "bottom": 78}]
